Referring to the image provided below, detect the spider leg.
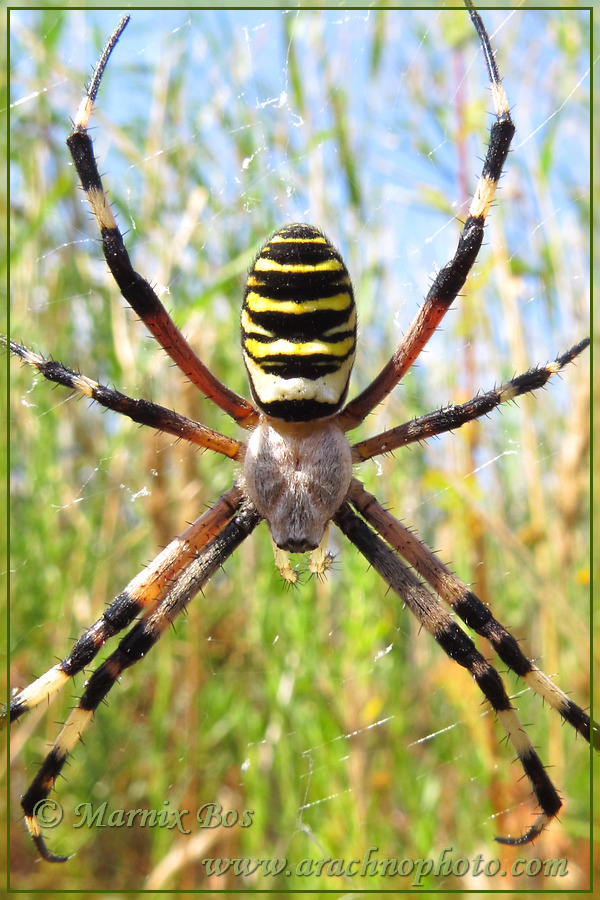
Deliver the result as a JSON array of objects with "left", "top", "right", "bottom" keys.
[
  {"left": 7, "top": 340, "right": 243, "bottom": 459},
  {"left": 19, "top": 500, "right": 261, "bottom": 863},
  {"left": 340, "top": 6, "right": 514, "bottom": 431},
  {"left": 65, "top": 17, "right": 258, "bottom": 429},
  {"left": 334, "top": 500, "right": 562, "bottom": 846},
  {"left": 352, "top": 339, "right": 590, "bottom": 462},
  {"left": 348, "top": 479, "right": 597, "bottom": 748},
  {"left": 7, "top": 485, "right": 244, "bottom": 726}
]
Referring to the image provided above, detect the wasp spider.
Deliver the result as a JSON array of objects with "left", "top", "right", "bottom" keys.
[{"left": 8, "top": 6, "right": 593, "bottom": 868}]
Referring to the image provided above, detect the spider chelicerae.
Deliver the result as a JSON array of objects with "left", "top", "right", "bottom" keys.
[{"left": 8, "top": 5, "right": 594, "bottom": 869}]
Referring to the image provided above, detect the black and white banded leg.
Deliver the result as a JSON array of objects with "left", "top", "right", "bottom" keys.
[
  {"left": 13, "top": 501, "right": 261, "bottom": 862},
  {"left": 334, "top": 501, "right": 570, "bottom": 845}
]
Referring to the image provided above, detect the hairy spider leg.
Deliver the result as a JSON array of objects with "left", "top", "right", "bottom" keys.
[
  {"left": 348, "top": 479, "right": 596, "bottom": 747},
  {"left": 334, "top": 501, "right": 563, "bottom": 846},
  {"left": 352, "top": 340, "right": 590, "bottom": 462},
  {"left": 8, "top": 341, "right": 244, "bottom": 459},
  {"left": 66, "top": 17, "right": 258, "bottom": 429},
  {"left": 340, "top": 2, "right": 514, "bottom": 431},
  {"left": 6, "top": 486, "right": 246, "bottom": 727},
  {"left": 20, "top": 502, "right": 261, "bottom": 862}
]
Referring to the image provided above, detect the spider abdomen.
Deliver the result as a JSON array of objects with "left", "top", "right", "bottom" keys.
[
  {"left": 241, "top": 223, "right": 356, "bottom": 422},
  {"left": 243, "top": 419, "right": 352, "bottom": 553}
]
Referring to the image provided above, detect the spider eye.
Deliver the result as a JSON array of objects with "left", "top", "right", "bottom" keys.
[{"left": 241, "top": 223, "right": 356, "bottom": 422}]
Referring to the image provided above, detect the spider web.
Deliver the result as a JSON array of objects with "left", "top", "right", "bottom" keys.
[{"left": 8, "top": 8, "right": 590, "bottom": 891}]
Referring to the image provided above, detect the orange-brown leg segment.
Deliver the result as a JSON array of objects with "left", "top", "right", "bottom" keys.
[
  {"left": 8, "top": 340, "right": 244, "bottom": 459},
  {"left": 334, "top": 500, "right": 562, "bottom": 845},
  {"left": 352, "top": 340, "right": 589, "bottom": 462},
  {"left": 340, "top": 3, "right": 514, "bottom": 431},
  {"left": 65, "top": 17, "right": 258, "bottom": 429},
  {"left": 7, "top": 485, "right": 245, "bottom": 726},
  {"left": 18, "top": 500, "right": 261, "bottom": 862},
  {"left": 348, "top": 478, "right": 597, "bottom": 748}
]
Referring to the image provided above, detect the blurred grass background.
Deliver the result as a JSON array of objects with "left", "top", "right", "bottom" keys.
[{"left": 7, "top": 7, "right": 591, "bottom": 891}]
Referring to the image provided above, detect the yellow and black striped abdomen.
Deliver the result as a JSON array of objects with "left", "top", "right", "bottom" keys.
[{"left": 241, "top": 224, "right": 356, "bottom": 422}]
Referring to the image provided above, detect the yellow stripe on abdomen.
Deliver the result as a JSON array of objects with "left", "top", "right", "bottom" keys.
[{"left": 241, "top": 223, "right": 356, "bottom": 422}]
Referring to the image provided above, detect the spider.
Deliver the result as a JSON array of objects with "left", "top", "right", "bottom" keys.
[{"left": 7, "top": 5, "right": 594, "bottom": 869}]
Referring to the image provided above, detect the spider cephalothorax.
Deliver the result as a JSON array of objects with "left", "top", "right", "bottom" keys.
[{"left": 6, "top": 2, "right": 593, "bottom": 867}]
